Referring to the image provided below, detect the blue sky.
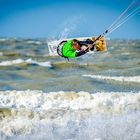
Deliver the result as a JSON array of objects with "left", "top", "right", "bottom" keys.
[{"left": 0, "top": 0, "right": 140, "bottom": 39}]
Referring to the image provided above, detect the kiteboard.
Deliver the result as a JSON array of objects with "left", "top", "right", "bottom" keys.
[{"left": 48, "top": 36, "right": 108, "bottom": 56}]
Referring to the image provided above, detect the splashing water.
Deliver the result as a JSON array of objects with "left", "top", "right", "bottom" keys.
[{"left": 59, "top": 16, "right": 82, "bottom": 39}]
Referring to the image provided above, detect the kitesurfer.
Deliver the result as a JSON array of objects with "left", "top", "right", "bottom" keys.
[{"left": 57, "top": 39, "right": 94, "bottom": 58}]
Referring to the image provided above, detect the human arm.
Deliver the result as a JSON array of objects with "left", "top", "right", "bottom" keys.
[
  {"left": 76, "top": 44, "right": 93, "bottom": 57},
  {"left": 76, "top": 50, "right": 88, "bottom": 57}
]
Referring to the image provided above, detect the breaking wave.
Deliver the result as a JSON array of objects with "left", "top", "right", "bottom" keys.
[
  {"left": 0, "top": 90, "right": 140, "bottom": 139},
  {"left": 83, "top": 74, "right": 140, "bottom": 83},
  {"left": 0, "top": 58, "right": 52, "bottom": 67}
]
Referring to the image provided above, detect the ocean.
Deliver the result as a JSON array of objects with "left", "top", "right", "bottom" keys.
[{"left": 0, "top": 37, "right": 140, "bottom": 140}]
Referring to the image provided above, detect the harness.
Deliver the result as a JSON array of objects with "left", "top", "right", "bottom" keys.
[{"left": 57, "top": 40, "right": 69, "bottom": 61}]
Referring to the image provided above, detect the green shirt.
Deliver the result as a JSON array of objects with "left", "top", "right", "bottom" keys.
[{"left": 62, "top": 40, "right": 77, "bottom": 58}]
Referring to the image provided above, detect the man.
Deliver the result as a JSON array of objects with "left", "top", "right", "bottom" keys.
[{"left": 61, "top": 39, "right": 94, "bottom": 58}]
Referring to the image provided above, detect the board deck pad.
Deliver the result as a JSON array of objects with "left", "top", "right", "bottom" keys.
[{"left": 92, "top": 37, "right": 107, "bottom": 51}]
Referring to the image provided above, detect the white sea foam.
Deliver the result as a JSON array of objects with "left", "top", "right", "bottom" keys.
[
  {"left": 26, "top": 40, "right": 42, "bottom": 45},
  {"left": 0, "top": 52, "right": 3, "bottom": 56},
  {"left": 0, "top": 38, "right": 7, "bottom": 42},
  {"left": 0, "top": 58, "right": 52, "bottom": 67},
  {"left": 0, "top": 59, "right": 24, "bottom": 66},
  {"left": 0, "top": 90, "right": 140, "bottom": 113},
  {"left": 0, "top": 90, "right": 140, "bottom": 139},
  {"left": 83, "top": 74, "right": 140, "bottom": 83}
]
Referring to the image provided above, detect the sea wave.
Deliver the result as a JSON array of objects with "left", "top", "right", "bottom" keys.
[
  {"left": 83, "top": 74, "right": 140, "bottom": 83},
  {"left": 1, "top": 90, "right": 140, "bottom": 113},
  {"left": 0, "top": 52, "right": 3, "bottom": 56},
  {"left": 0, "top": 90, "right": 140, "bottom": 139},
  {"left": 0, "top": 58, "right": 52, "bottom": 67}
]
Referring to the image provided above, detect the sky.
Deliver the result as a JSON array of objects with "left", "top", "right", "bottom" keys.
[{"left": 0, "top": 0, "right": 140, "bottom": 39}]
